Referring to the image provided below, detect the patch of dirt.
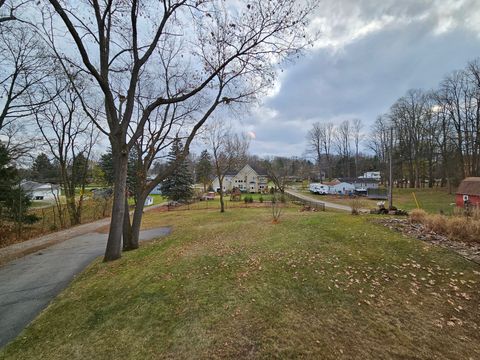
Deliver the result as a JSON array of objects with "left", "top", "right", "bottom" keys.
[
  {"left": 374, "top": 218, "right": 480, "bottom": 265},
  {"left": 94, "top": 224, "right": 110, "bottom": 234},
  {"left": 151, "top": 205, "right": 170, "bottom": 213}
]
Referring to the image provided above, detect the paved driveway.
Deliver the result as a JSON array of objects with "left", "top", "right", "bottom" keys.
[
  {"left": 285, "top": 189, "right": 354, "bottom": 212},
  {"left": 0, "top": 227, "right": 171, "bottom": 348}
]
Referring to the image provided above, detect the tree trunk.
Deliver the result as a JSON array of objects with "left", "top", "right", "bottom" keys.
[
  {"left": 219, "top": 178, "right": 225, "bottom": 212},
  {"left": 104, "top": 149, "right": 128, "bottom": 262},
  {"left": 65, "top": 191, "right": 79, "bottom": 225},
  {"left": 129, "top": 199, "right": 145, "bottom": 250},
  {"left": 122, "top": 195, "right": 133, "bottom": 251}
]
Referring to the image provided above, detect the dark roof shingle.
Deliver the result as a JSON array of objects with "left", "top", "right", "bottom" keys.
[{"left": 456, "top": 177, "right": 480, "bottom": 196}]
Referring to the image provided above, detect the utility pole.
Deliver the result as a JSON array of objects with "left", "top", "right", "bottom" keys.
[{"left": 388, "top": 127, "right": 393, "bottom": 209}]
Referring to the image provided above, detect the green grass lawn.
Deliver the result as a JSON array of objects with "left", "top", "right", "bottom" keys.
[
  {"left": 29, "top": 200, "right": 54, "bottom": 208},
  {"left": 2, "top": 209, "right": 479, "bottom": 359},
  {"left": 301, "top": 187, "right": 455, "bottom": 214},
  {"left": 127, "top": 194, "right": 166, "bottom": 206}
]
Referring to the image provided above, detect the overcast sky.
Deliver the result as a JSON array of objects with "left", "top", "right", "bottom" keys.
[{"left": 235, "top": 0, "right": 480, "bottom": 158}]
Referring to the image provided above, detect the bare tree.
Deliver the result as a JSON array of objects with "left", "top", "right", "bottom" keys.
[
  {"left": 367, "top": 115, "right": 391, "bottom": 183},
  {"left": 263, "top": 157, "right": 293, "bottom": 193},
  {"left": 33, "top": 76, "right": 99, "bottom": 226},
  {"left": 0, "top": 0, "right": 28, "bottom": 23},
  {"left": 0, "top": 24, "right": 51, "bottom": 132},
  {"left": 43, "top": 0, "right": 315, "bottom": 261},
  {"left": 206, "top": 119, "right": 249, "bottom": 213},
  {"left": 390, "top": 89, "right": 429, "bottom": 187},
  {"left": 352, "top": 118, "right": 363, "bottom": 178},
  {"left": 307, "top": 122, "right": 324, "bottom": 182},
  {"left": 334, "top": 120, "right": 351, "bottom": 177}
]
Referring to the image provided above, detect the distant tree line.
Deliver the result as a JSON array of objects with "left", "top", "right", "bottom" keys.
[{"left": 369, "top": 58, "right": 480, "bottom": 190}]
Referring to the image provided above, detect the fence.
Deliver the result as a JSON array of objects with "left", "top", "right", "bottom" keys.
[
  {"left": 166, "top": 199, "right": 295, "bottom": 212},
  {"left": 0, "top": 197, "right": 113, "bottom": 248},
  {"left": 165, "top": 193, "right": 325, "bottom": 212}
]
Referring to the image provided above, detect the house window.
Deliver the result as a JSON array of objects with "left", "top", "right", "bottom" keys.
[{"left": 35, "top": 196, "right": 44, "bottom": 200}]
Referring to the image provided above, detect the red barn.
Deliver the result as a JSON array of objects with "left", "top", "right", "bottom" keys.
[{"left": 456, "top": 177, "right": 480, "bottom": 208}]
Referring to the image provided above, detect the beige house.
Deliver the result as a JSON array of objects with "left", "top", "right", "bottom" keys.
[{"left": 212, "top": 164, "right": 268, "bottom": 193}]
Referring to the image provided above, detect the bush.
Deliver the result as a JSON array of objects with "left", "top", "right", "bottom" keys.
[
  {"left": 445, "top": 217, "right": 471, "bottom": 242},
  {"left": 412, "top": 210, "right": 480, "bottom": 244},
  {"left": 350, "top": 198, "right": 361, "bottom": 215},
  {"left": 409, "top": 209, "right": 427, "bottom": 223},
  {"left": 259, "top": 196, "right": 264, "bottom": 203},
  {"left": 424, "top": 214, "right": 447, "bottom": 234}
]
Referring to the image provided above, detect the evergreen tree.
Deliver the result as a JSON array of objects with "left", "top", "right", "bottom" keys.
[
  {"left": 31, "top": 153, "right": 57, "bottom": 182},
  {"left": 99, "top": 149, "right": 115, "bottom": 185},
  {"left": 71, "top": 152, "right": 89, "bottom": 186},
  {"left": 196, "top": 149, "right": 213, "bottom": 192},
  {"left": 99, "top": 147, "right": 141, "bottom": 200},
  {"left": 161, "top": 139, "right": 194, "bottom": 201},
  {"left": 0, "top": 144, "right": 35, "bottom": 224}
]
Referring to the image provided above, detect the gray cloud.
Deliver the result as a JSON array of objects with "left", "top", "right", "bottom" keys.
[{"left": 244, "top": 0, "right": 480, "bottom": 157}]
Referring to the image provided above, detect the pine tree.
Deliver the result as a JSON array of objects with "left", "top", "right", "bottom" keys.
[
  {"left": 0, "top": 144, "right": 35, "bottom": 224},
  {"left": 196, "top": 149, "right": 213, "bottom": 192},
  {"left": 31, "top": 153, "right": 57, "bottom": 182},
  {"left": 99, "top": 149, "right": 115, "bottom": 185},
  {"left": 161, "top": 139, "right": 194, "bottom": 201}
]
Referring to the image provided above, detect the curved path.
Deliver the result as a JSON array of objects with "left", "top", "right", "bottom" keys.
[
  {"left": 285, "top": 188, "right": 357, "bottom": 212},
  {"left": 0, "top": 226, "right": 171, "bottom": 348}
]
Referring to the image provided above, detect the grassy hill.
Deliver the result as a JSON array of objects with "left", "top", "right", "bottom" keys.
[{"left": 2, "top": 207, "right": 479, "bottom": 359}]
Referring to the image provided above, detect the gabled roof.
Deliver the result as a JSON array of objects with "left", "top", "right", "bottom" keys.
[
  {"left": 456, "top": 177, "right": 480, "bottom": 196},
  {"left": 340, "top": 177, "right": 379, "bottom": 184},
  {"left": 20, "top": 181, "right": 60, "bottom": 191}
]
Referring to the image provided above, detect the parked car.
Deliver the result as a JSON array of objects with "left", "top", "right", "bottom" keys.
[
  {"left": 200, "top": 191, "right": 216, "bottom": 201},
  {"left": 309, "top": 183, "right": 329, "bottom": 195}
]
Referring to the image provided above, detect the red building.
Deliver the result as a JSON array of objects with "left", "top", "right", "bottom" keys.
[{"left": 456, "top": 177, "right": 480, "bottom": 208}]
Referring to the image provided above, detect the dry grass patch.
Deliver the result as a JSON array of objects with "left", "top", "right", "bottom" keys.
[{"left": 410, "top": 209, "right": 480, "bottom": 243}]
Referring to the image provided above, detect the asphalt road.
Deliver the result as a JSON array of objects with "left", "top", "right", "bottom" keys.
[
  {"left": 0, "top": 227, "right": 171, "bottom": 348},
  {"left": 285, "top": 189, "right": 354, "bottom": 212}
]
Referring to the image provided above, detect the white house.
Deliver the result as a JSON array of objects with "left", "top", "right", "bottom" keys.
[
  {"left": 212, "top": 164, "right": 268, "bottom": 193},
  {"left": 149, "top": 183, "right": 162, "bottom": 195},
  {"left": 329, "top": 182, "right": 355, "bottom": 195},
  {"left": 20, "top": 181, "right": 60, "bottom": 201},
  {"left": 144, "top": 196, "right": 154, "bottom": 206},
  {"left": 361, "top": 171, "right": 381, "bottom": 180},
  {"left": 339, "top": 177, "right": 379, "bottom": 190}
]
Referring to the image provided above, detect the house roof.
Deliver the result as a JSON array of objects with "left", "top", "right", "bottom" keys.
[
  {"left": 323, "top": 179, "right": 341, "bottom": 186},
  {"left": 340, "top": 177, "right": 379, "bottom": 184},
  {"left": 456, "top": 177, "right": 480, "bottom": 196},
  {"left": 332, "top": 182, "right": 355, "bottom": 187},
  {"left": 20, "top": 181, "right": 59, "bottom": 191}
]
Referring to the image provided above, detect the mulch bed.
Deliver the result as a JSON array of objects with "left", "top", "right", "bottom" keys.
[{"left": 374, "top": 218, "right": 480, "bottom": 265}]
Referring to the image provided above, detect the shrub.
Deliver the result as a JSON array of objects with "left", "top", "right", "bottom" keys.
[
  {"left": 445, "top": 217, "right": 471, "bottom": 242},
  {"left": 409, "top": 209, "right": 427, "bottom": 223},
  {"left": 244, "top": 196, "right": 249, "bottom": 204},
  {"left": 350, "top": 198, "right": 361, "bottom": 215},
  {"left": 424, "top": 214, "right": 447, "bottom": 234},
  {"left": 259, "top": 196, "right": 264, "bottom": 203},
  {"left": 410, "top": 208, "right": 480, "bottom": 243},
  {"left": 248, "top": 196, "right": 254, "bottom": 203}
]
